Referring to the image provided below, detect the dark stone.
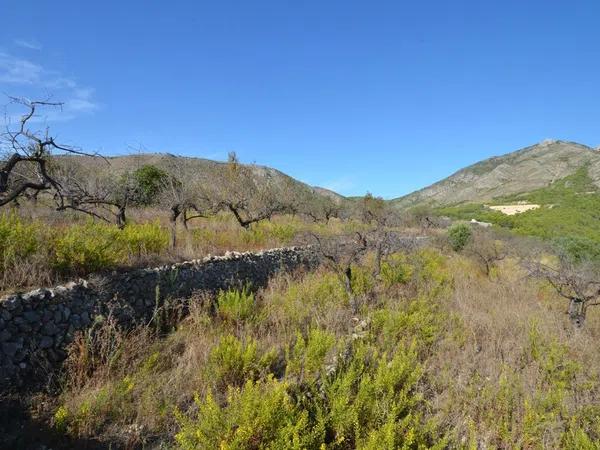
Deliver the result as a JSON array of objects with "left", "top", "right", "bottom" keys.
[
  {"left": 2, "top": 342, "right": 19, "bottom": 357},
  {"left": 23, "top": 311, "right": 41, "bottom": 323},
  {"left": 80, "top": 312, "right": 91, "bottom": 326},
  {"left": 42, "top": 321, "right": 59, "bottom": 336},
  {"left": 69, "top": 314, "right": 81, "bottom": 328},
  {"left": 39, "top": 336, "right": 53, "bottom": 349},
  {"left": 0, "top": 329, "right": 11, "bottom": 342}
]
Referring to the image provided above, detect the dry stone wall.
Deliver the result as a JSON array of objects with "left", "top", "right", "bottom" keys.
[{"left": 0, "top": 247, "right": 319, "bottom": 391}]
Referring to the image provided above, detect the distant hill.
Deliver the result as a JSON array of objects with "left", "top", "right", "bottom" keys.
[
  {"left": 392, "top": 140, "right": 600, "bottom": 209},
  {"left": 393, "top": 140, "right": 600, "bottom": 248},
  {"left": 57, "top": 152, "right": 348, "bottom": 206}
]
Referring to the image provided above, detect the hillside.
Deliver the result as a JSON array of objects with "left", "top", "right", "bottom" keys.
[
  {"left": 57, "top": 153, "right": 347, "bottom": 205},
  {"left": 392, "top": 140, "right": 600, "bottom": 208}
]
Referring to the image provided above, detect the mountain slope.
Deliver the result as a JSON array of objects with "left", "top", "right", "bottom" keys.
[{"left": 392, "top": 140, "right": 600, "bottom": 208}]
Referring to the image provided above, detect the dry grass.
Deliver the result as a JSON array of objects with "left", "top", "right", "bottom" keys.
[
  {"left": 428, "top": 255, "right": 600, "bottom": 448},
  {"left": 13, "top": 238, "right": 600, "bottom": 448},
  {"left": 0, "top": 205, "right": 366, "bottom": 295}
]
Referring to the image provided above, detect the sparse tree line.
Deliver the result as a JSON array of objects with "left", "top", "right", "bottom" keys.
[
  {"left": 3, "top": 98, "right": 600, "bottom": 328},
  {"left": 0, "top": 99, "right": 408, "bottom": 245},
  {"left": 0, "top": 100, "right": 346, "bottom": 234}
]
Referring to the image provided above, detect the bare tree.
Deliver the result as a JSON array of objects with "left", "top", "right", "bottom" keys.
[
  {"left": 208, "top": 152, "right": 291, "bottom": 229},
  {"left": 157, "top": 159, "right": 216, "bottom": 248},
  {"left": 355, "top": 193, "right": 405, "bottom": 278},
  {"left": 0, "top": 97, "right": 139, "bottom": 228},
  {"left": 407, "top": 204, "right": 441, "bottom": 232},
  {"left": 466, "top": 229, "right": 509, "bottom": 277},
  {"left": 51, "top": 161, "right": 138, "bottom": 228},
  {"left": 303, "top": 195, "right": 341, "bottom": 223},
  {"left": 304, "top": 232, "right": 368, "bottom": 313},
  {"left": 525, "top": 257, "right": 600, "bottom": 328},
  {"left": 0, "top": 97, "right": 99, "bottom": 207}
]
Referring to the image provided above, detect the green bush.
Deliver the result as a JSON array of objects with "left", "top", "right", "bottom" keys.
[
  {"left": 285, "top": 328, "right": 336, "bottom": 382},
  {"left": 52, "top": 221, "right": 170, "bottom": 275},
  {"left": 553, "top": 236, "right": 600, "bottom": 264},
  {"left": 380, "top": 254, "right": 413, "bottom": 287},
  {"left": 350, "top": 264, "right": 375, "bottom": 296},
  {"left": 217, "top": 287, "right": 256, "bottom": 323},
  {"left": 52, "top": 222, "right": 123, "bottom": 275},
  {"left": 176, "top": 377, "right": 320, "bottom": 449},
  {"left": 131, "top": 165, "right": 170, "bottom": 205},
  {"left": 119, "top": 221, "right": 169, "bottom": 258},
  {"left": 0, "top": 213, "right": 40, "bottom": 269},
  {"left": 447, "top": 223, "right": 472, "bottom": 252},
  {"left": 207, "top": 335, "right": 277, "bottom": 389}
]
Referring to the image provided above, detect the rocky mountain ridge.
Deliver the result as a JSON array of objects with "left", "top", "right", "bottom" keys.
[{"left": 392, "top": 140, "right": 600, "bottom": 208}]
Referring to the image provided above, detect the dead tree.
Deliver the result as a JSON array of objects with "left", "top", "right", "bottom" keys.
[
  {"left": 356, "top": 193, "right": 404, "bottom": 278},
  {"left": 209, "top": 152, "right": 291, "bottom": 229},
  {"left": 303, "top": 195, "right": 341, "bottom": 223},
  {"left": 466, "top": 230, "right": 508, "bottom": 277},
  {"left": 158, "top": 160, "right": 216, "bottom": 248},
  {"left": 0, "top": 97, "right": 134, "bottom": 227},
  {"left": 525, "top": 258, "right": 600, "bottom": 328},
  {"left": 52, "top": 161, "right": 136, "bottom": 228},
  {"left": 0, "top": 97, "right": 99, "bottom": 207},
  {"left": 304, "top": 232, "right": 368, "bottom": 314}
]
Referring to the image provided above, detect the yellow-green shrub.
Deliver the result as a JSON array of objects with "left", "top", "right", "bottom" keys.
[
  {"left": 175, "top": 377, "right": 321, "bottom": 450},
  {"left": 217, "top": 287, "right": 256, "bottom": 323},
  {"left": 207, "top": 335, "right": 277, "bottom": 389},
  {"left": 0, "top": 212, "right": 40, "bottom": 269},
  {"left": 264, "top": 272, "right": 348, "bottom": 328},
  {"left": 52, "top": 221, "right": 123, "bottom": 275},
  {"left": 285, "top": 328, "right": 337, "bottom": 382},
  {"left": 119, "top": 221, "right": 169, "bottom": 258},
  {"left": 52, "top": 221, "right": 169, "bottom": 275},
  {"left": 380, "top": 253, "right": 413, "bottom": 287},
  {"left": 350, "top": 264, "right": 375, "bottom": 296}
]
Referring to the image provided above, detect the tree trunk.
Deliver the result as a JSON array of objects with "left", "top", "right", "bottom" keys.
[
  {"left": 568, "top": 298, "right": 585, "bottom": 328},
  {"left": 343, "top": 267, "right": 358, "bottom": 314},
  {"left": 373, "top": 242, "right": 383, "bottom": 278},
  {"left": 169, "top": 206, "right": 181, "bottom": 250},
  {"left": 116, "top": 206, "right": 127, "bottom": 229}
]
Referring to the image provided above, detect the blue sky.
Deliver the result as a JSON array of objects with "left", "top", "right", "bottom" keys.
[{"left": 1, "top": 1, "right": 599, "bottom": 198}]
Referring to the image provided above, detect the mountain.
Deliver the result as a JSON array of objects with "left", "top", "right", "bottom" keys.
[{"left": 392, "top": 140, "right": 600, "bottom": 209}]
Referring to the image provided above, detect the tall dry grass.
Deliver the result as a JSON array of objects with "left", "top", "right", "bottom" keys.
[{"left": 15, "top": 239, "right": 600, "bottom": 448}]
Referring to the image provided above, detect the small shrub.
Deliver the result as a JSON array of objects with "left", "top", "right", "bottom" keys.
[
  {"left": 447, "top": 223, "right": 472, "bottom": 252},
  {"left": 207, "top": 335, "right": 277, "bottom": 389},
  {"left": 217, "top": 287, "right": 256, "bottom": 323},
  {"left": 0, "top": 213, "right": 40, "bottom": 267},
  {"left": 267, "top": 223, "right": 297, "bottom": 244},
  {"left": 175, "top": 377, "right": 320, "bottom": 449},
  {"left": 119, "top": 221, "right": 169, "bottom": 258},
  {"left": 350, "top": 264, "right": 375, "bottom": 296},
  {"left": 380, "top": 253, "right": 413, "bottom": 287},
  {"left": 52, "top": 221, "right": 123, "bottom": 275},
  {"left": 285, "top": 328, "right": 337, "bottom": 382}
]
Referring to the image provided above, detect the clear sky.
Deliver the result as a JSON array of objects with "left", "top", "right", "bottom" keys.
[{"left": 1, "top": 1, "right": 599, "bottom": 198}]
